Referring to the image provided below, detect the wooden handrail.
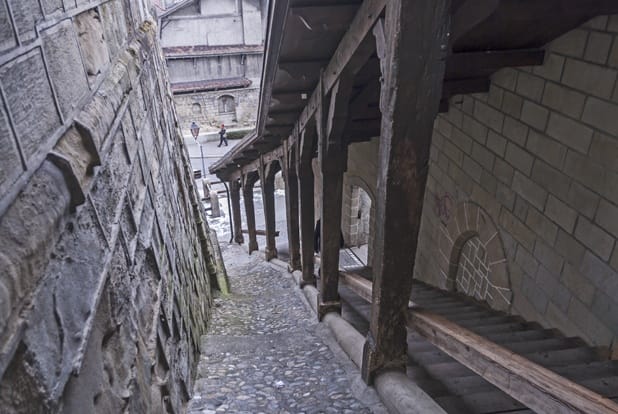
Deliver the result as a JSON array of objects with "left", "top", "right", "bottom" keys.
[
  {"left": 241, "top": 229, "right": 279, "bottom": 236},
  {"left": 408, "top": 309, "right": 618, "bottom": 414},
  {"left": 336, "top": 272, "right": 618, "bottom": 414},
  {"left": 339, "top": 271, "right": 373, "bottom": 303}
]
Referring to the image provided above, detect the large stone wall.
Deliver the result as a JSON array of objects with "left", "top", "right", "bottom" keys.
[
  {"left": 415, "top": 15, "right": 618, "bottom": 352},
  {"left": 175, "top": 86, "right": 260, "bottom": 134},
  {"left": 160, "top": 0, "right": 266, "bottom": 136},
  {"left": 161, "top": 0, "right": 265, "bottom": 48},
  {"left": 167, "top": 53, "right": 262, "bottom": 85},
  {"left": 0, "top": 1, "right": 219, "bottom": 412}
]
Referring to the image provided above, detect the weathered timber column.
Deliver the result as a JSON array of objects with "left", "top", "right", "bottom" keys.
[
  {"left": 230, "top": 179, "right": 245, "bottom": 244},
  {"left": 317, "top": 155, "right": 346, "bottom": 320},
  {"left": 259, "top": 157, "right": 278, "bottom": 260},
  {"left": 316, "top": 75, "right": 353, "bottom": 320},
  {"left": 297, "top": 128, "right": 316, "bottom": 286},
  {"left": 282, "top": 139, "right": 301, "bottom": 270},
  {"left": 242, "top": 173, "right": 259, "bottom": 254},
  {"left": 361, "top": 0, "right": 450, "bottom": 383}
]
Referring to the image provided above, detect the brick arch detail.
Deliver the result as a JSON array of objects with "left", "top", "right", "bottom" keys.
[
  {"left": 346, "top": 175, "right": 375, "bottom": 204},
  {"left": 437, "top": 201, "right": 512, "bottom": 312},
  {"left": 342, "top": 175, "right": 375, "bottom": 266}
]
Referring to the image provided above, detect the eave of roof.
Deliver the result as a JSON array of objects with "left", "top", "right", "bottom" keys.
[
  {"left": 171, "top": 77, "right": 252, "bottom": 94},
  {"left": 163, "top": 44, "right": 264, "bottom": 59},
  {"left": 158, "top": 0, "right": 197, "bottom": 18}
]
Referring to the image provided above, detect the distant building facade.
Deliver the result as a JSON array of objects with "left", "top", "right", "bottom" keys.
[{"left": 158, "top": 0, "right": 267, "bottom": 135}]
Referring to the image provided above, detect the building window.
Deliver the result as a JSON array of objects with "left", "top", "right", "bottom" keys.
[
  {"left": 218, "top": 95, "right": 235, "bottom": 114},
  {"left": 456, "top": 236, "right": 491, "bottom": 301}
]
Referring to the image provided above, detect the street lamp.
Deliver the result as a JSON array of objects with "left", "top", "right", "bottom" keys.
[{"left": 191, "top": 121, "right": 206, "bottom": 178}]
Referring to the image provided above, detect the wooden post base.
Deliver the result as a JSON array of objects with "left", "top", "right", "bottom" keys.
[
  {"left": 317, "top": 296, "right": 342, "bottom": 321},
  {"left": 361, "top": 334, "right": 407, "bottom": 385},
  {"left": 265, "top": 247, "right": 278, "bottom": 261}
]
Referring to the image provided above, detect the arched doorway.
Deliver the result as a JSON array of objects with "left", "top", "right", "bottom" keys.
[{"left": 342, "top": 177, "right": 375, "bottom": 267}]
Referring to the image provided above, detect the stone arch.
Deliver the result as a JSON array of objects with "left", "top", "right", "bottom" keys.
[
  {"left": 346, "top": 175, "right": 375, "bottom": 204},
  {"left": 342, "top": 175, "right": 376, "bottom": 266},
  {"left": 191, "top": 102, "right": 201, "bottom": 115},
  {"left": 217, "top": 94, "right": 235, "bottom": 114},
  {"left": 437, "top": 201, "right": 512, "bottom": 312}
]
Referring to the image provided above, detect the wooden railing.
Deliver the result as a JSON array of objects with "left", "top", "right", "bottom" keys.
[{"left": 338, "top": 271, "right": 618, "bottom": 414}]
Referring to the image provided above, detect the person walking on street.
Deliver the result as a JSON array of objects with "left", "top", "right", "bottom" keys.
[{"left": 218, "top": 124, "right": 228, "bottom": 147}]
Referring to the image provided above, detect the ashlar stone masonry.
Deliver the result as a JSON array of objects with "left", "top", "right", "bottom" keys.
[{"left": 0, "top": 1, "right": 222, "bottom": 412}]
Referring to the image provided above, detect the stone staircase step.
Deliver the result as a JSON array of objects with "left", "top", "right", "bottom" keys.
[
  {"left": 341, "top": 282, "right": 618, "bottom": 412},
  {"left": 433, "top": 395, "right": 475, "bottom": 414},
  {"left": 523, "top": 347, "right": 598, "bottom": 367},
  {"left": 478, "top": 328, "right": 557, "bottom": 344},
  {"left": 579, "top": 376, "right": 618, "bottom": 397},
  {"left": 551, "top": 360, "right": 618, "bottom": 381},
  {"left": 457, "top": 390, "right": 525, "bottom": 413},
  {"left": 502, "top": 337, "right": 586, "bottom": 354}
]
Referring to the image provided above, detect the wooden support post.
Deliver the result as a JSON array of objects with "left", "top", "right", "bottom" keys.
[
  {"left": 230, "top": 179, "right": 245, "bottom": 245},
  {"left": 316, "top": 74, "right": 354, "bottom": 320},
  {"left": 242, "top": 173, "right": 259, "bottom": 254},
  {"left": 259, "top": 157, "right": 278, "bottom": 260},
  {"left": 361, "top": 0, "right": 450, "bottom": 384},
  {"left": 282, "top": 138, "right": 301, "bottom": 271},
  {"left": 296, "top": 128, "right": 316, "bottom": 287}
]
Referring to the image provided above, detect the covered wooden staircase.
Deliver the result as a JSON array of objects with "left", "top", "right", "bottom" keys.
[{"left": 339, "top": 272, "right": 618, "bottom": 413}]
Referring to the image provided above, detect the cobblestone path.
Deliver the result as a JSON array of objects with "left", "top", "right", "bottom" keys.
[{"left": 187, "top": 245, "right": 385, "bottom": 414}]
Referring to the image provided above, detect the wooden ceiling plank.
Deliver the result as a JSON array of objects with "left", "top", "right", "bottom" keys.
[{"left": 446, "top": 49, "right": 545, "bottom": 79}]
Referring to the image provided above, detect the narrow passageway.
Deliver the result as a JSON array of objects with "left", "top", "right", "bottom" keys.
[{"left": 187, "top": 245, "right": 386, "bottom": 414}]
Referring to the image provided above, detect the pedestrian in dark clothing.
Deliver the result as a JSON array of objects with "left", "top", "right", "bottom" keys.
[{"left": 218, "top": 124, "right": 228, "bottom": 147}]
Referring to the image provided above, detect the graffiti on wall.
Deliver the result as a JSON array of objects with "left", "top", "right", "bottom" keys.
[{"left": 433, "top": 191, "right": 458, "bottom": 225}]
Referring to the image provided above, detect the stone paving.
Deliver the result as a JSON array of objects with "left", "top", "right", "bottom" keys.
[{"left": 187, "top": 244, "right": 386, "bottom": 414}]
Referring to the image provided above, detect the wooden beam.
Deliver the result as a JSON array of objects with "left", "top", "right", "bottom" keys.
[
  {"left": 443, "top": 77, "right": 490, "bottom": 96},
  {"left": 278, "top": 60, "right": 328, "bottom": 79},
  {"left": 241, "top": 229, "right": 280, "bottom": 237},
  {"left": 262, "top": 146, "right": 285, "bottom": 165},
  {"left": 409, "top": 309, "right": 618, "bottom": 414},
  {"left": 316, "top": 73, "right": 352, "bottom": 320},
  {"left": 446, "top": 49, "right": 545, "bottom": 79},
  {"left": 256, "top": 0, "right": 291, "bottom": 135},
  {"left": 321, "top": 0, "right": 387, "bottom": 94},
  {"left": 451, "top": 0, "right": 500, "bottom": 43},
  {"left": 336, "top": 272, "right": 618, "bottom": 413},
  {"left": 259, "top": 156, "right": 278, "bottom": 260},
  {"left": 227, "top": 169, "right": 242, "bottom": 182},
  {"left": 241, "top": 160, "right": 260, "bottom": 176},
  {"left": 282, "top": 138, "right": 301, "bottom": 271},
  {"left": 272, "top": 89, "right": 312, "bottom": 97},
  {"left": 268, "top": 110, "right": 302, "bottom": 125},
  {"left": 297, "top": 0, "right": 387, "bottom": 134},
  {"left": 296, "top": 126, "right": 317, "bottom": 287},
  {"left": 289, "top": 4, "right": 358, "bottom": 31},
  {"left": 264, "top": 125, "right": 293, "bottom": 137},
  {"left": 344, "top": 118, "right": 381, "bottom": 142},
  {"left": 242, "top": 172, "right": 259, "bottom": 254},
  {"left": 230, "top": 180, "right": 244, "bottom": 245},
  {"left": 361, "top": 0, "right": 450, "bottom": 384},
  {"left": 339, "top": 272, "right": 373, "bottom": 303}
]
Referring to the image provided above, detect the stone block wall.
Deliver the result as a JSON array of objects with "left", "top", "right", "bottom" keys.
[
  {"left": 0, "top": 1, "right": 219, "bottom": 412},
  {"left": 313, "top": 138, "right": 378, "bottom": 265},
  {"left": 415, "top": 15, "right": 618, "bottom": 351},
  {"left": 175, "top": 86, "right": 260, "bottom": 135},
  {"left": 167, "top": 53, "right": 263, "bottom": 85}
]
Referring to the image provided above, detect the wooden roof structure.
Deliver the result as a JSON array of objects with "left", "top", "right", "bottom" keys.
[
  {"left": 208, "top": 1, "right": 618, "bottom": 411},
  {"left": 210, "top": 0, "right": 618, "bottom": 180}
]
